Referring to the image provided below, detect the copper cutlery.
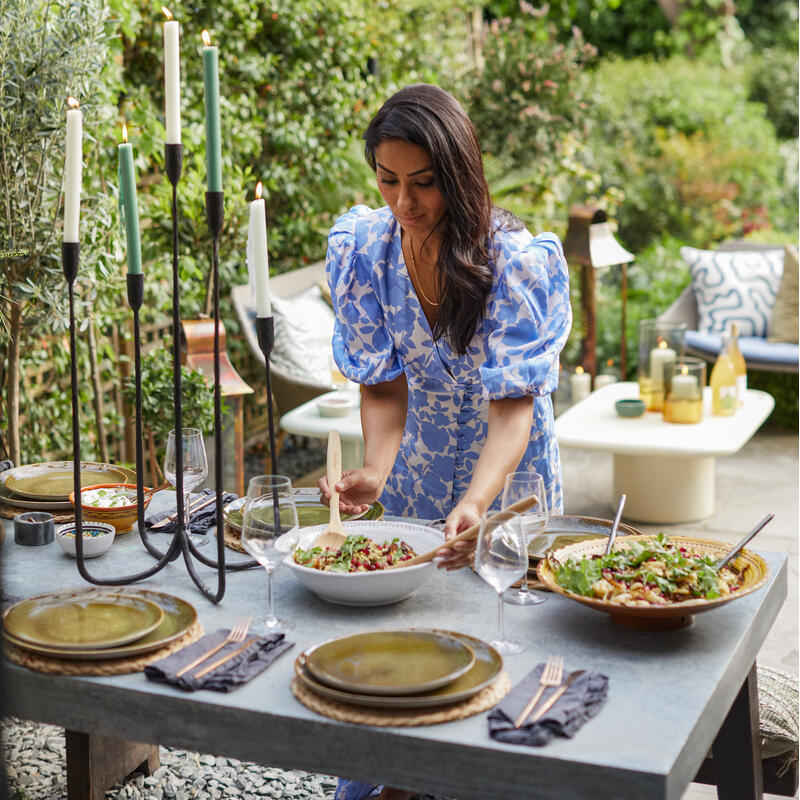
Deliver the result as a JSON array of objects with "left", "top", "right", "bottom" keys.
[
  {"left": 175, "top": 617, "right": 251, "bottom": 678},
  {"left": 527, "top": 669, "right": 587, "bottom": 725},
  {"left": 150, "top": 491, "right": 217, "bottom": 530},
  {"left": 513, "top": 655, "right": 563, "bottom": 728},
  {"left": 193, "top": 636, "right": 260, "bottom": 679}
]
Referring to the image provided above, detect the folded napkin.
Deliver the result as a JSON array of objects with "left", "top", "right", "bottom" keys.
[
  {"left": 145, "top": 489, "right": 237, "bottom": 534},
  {"left": 145, "top": 628, "right": 293, "bottom": 692},
  {"left": 488, "top": 664, "right": 609, "bottom": 746}
]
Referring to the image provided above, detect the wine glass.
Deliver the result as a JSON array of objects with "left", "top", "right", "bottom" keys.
[
  {"left": 474, "top": 510, "right": 527, "bottom": 655},
  {"left": 163, "top": 428, "right": 209, "bottom": 547},
  {"left": 501, "top": 471, "right": 549, "bottom": 606},
  {"left": 240, "top": 475, "right": 298, "bottom": 634}
]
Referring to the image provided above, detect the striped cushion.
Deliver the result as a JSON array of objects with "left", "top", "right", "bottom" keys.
[{"left": 682, "top": 246, "right": 784, "bottom": 337}]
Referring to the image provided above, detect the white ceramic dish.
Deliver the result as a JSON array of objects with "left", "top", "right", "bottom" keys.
[
  {"left": 316, "top": 395, "right": 354, "bottom": 418},
  {"left": 284, "top": 521, "right": 445, "bottom": 606},
  {"left": 55, "top": 521, "right": 115, "bottom": 558}
]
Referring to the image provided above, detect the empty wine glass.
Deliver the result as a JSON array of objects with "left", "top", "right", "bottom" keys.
[
  {"left": 163, "top": 428, "right": 209, "bottom": 547},
  {"left": 474, "top": 510, "right": 527, "bottom": 655},
  {"left": 501, "top": 471, "right": 549, "bottom": 606},
  {"left": 240, "top": 475, "right": 298, "bottom": 634}
]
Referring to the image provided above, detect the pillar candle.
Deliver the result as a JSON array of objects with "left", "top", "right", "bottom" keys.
[
  {"left": 649, "top": 340, "right": 676, "bottom": 385},
  {"left": 162, "top": 8, "right": 181, "bottom": 144},
  {"left": 117, "top": 124, "right": 142, "bottom": 275},
  {"left": 63, "top": 98, "right": 82, "bottom": 243},
  {"left": 248, "top": 182, "right": 271, "bottom": 317},
  {"left": 201, "top": 30, "right": 222, "bottom": 192},
  {"left": 594, "top": 373, "right": 617, "bottom": 391},
  {"left": 670, "top": 367, "right": 699, "bottom": 399},
  {"left": 570, "top": 367, "right": 591, "bottom": 405}
]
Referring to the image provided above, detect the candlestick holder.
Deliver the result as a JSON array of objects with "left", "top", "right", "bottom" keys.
[
  {"left": 256, "top": 314, "right": 279, "bottom": 476},
  {"left": 65, "top": 145, "right": 259, "bottom": 601},
  {"left": 663, "top": 357, "right": 706, "bottom": 424}
]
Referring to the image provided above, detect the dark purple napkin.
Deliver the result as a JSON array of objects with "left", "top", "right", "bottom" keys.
[
  {"left": 145, "top": 628, "right": 293, "bottom": 692},
  {"left": 489, "top": 664, "right": 609, "bottom": 746},
  {"left": 145, "top": 489, "right": 237, "bottom": 534}
]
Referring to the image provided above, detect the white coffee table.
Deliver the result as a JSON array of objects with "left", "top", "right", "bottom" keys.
[
  {"left": 555, "top": 381, "right": 774, "bottom": 523},
  {"left": 279, "top": 390, "right": 364, "bottom": 470}
]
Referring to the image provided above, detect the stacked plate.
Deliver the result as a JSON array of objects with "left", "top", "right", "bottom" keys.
[
  {"left": 2, "top": 588, "right": 197, "bottom": 661},
  {"left": 0, "top": 461, "right": 137, "bottom": 513},
  {"left": 294, "top": 629, "right": 503, "bottom": 709},
  {"left": 223, "top": 491, "right": 384, "bottom": 532}
]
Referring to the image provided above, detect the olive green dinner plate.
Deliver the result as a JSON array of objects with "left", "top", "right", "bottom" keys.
[
  {"left": 0, "top": 481, "right": 73, "bottom": 511},
  {"left": 3, "top": 590, "right": 164, "bottom": 650},
  {"left": 2, "top": 589, "right": 196, "bottom": 660},
  {"left": 304, "top": 629, "right": 476, "bottom": 696},
  {"left": 3, "top": 462, "right": 133, "bottom": 501},
  {"left": 295, "top": 630, "right": 502, "bottom": 709},
  {"left": 527, "top": 514, "right": 643, "bottom": 560},
  {"left": 224, "top": 496, "right": 383, "bottom": 532}
]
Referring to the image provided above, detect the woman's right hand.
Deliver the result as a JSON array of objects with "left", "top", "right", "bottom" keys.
[{"left": 318, "top": 466, "right": 383, "bottom": 515}]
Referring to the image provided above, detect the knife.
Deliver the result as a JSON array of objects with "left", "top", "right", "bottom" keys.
[
  {"left": 526, "top": 669, "right": 587, "bottom": 725},
  {"left": 192, "top": 637, "right": 260, "bottom": 679},
  {"left": 150, "top": 492, "right": 216, "bottom": 529}
]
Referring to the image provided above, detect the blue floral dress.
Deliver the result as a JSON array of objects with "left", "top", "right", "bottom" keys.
[{"left": 327, "top": 205, "right": 571, "bottom": 519}]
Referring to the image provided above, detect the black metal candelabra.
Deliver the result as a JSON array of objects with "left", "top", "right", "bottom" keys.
[{"left": 67, "top": 143, "right": 264, "bottom": 601}]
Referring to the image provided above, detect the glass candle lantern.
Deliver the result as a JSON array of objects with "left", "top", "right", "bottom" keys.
[
  {"left": 637, "top": 320, "right": 687, "bottom": 412},
  {"left": 663, "top": 357, "right": 706, "bottom": 424}
]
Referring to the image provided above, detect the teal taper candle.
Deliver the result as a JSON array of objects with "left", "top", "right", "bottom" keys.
[
  {"left": 117, "top": 126, "right": 142, "bottom": 274},
  {"left": 202, "top": 30, "right": 222, "bottom": 192}
]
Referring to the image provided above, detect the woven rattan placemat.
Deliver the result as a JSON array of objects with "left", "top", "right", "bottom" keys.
[
  {"left": 291, "top": 670, "right": 510, "bottom": 727},
  {"left": 223, "top": 523, "right": 246, "bottom": 553},
  {"left": 4, "top": 621, "right": 204, "bottom": 676},
  {"left": 0, "top": 505, "right": 74, "bottom": 523}
]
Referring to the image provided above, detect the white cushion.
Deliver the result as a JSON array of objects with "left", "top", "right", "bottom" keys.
[
  {"left": 270, "top": 285, "right": 335, "bottom": 386},
  {"left": 682, "top": 246, "right": 784, "bottom": 337}
]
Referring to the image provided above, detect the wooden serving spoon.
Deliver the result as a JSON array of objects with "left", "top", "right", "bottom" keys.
[
  {"left": 389, "top": 494, "right": 540, "bottom": 570},
  {"left": 311, "top": 430, "right": 346, "bottom": 551}
]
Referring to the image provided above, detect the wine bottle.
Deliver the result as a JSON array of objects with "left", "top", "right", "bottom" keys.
[
  {"left": 710, "top": 332, "right": 737, "bottom": 416},
  {"left": 728, "top": 322, "right": 747, "bottom": 408}
]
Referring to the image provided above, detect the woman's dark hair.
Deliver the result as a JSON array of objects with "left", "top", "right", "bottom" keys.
[{"left": 364, "top": 84, "right": 514, "bottom": 355}]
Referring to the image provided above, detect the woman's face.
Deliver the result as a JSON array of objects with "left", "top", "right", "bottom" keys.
[{"left": 374, "top": 139, "right": 447, "bottom": 239}]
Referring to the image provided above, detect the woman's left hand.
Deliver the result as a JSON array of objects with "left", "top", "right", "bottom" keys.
[{"left": 435, "top": 500, "right": 483, "bottom": 571}]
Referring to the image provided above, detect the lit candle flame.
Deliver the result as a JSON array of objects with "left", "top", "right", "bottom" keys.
[
  {"left": 658, "top": 339, "right": 667, "bottom": 350},
  {"left": 67, "top": 96, "right": 80, "bottom": 109},
  {"left": 575, "top": 366, "right": 584, "bottom": 375},
  {"left": 162, "top": 6, "right": 172, "bottom": 20},
  {"left": 606, "top": 358, "right": 614, "bottom": 367},
  {"left": 255, "top": 181, "right": 263, "bottom": 200},
  {"left": 122, "top": 123, "right": 128, "bottom": 143},
  {"left": 201, "top": 29, "right": 211, "bottom": 46},
  {"left": 681, "top": 365, "right": 689, "bottom": 376}
]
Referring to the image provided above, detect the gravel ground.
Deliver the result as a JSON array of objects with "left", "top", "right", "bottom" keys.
[{"left": 2, "top": 717, "right": 338, "bottom": 799}]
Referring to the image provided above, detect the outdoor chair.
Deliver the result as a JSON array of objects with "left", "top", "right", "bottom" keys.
[{"left": 231, "top": 260, "right": 335, "bottom": 422}]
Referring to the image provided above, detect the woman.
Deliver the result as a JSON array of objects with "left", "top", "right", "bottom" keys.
[
  {"left": 320, "top": 83, "right": 570, "bottom": 570},
  {"left": 323, "top": 83, "right": 571, "bottom": 800}
]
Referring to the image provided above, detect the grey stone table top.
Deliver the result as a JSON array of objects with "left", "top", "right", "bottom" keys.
[{"left": 0, "top": 500, "right": 787, "bottom": 800}]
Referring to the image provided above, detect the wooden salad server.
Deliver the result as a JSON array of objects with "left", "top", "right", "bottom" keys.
[{"left": 311, "top": 430, "right": 346, "bottom": 551}]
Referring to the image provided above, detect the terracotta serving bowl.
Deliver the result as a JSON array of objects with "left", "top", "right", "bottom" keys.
[
  {"left": 537, "top": 534, "right": 769, "bottom": 630},
  {"left": 69, "top": 483, "right": 153, "bottom": 534}
]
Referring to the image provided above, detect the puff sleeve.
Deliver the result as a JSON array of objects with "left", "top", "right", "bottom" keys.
[
  {"left": 480, "top": 231, "right": 571, "bottom": 399},
  {"left": 326, "top": 206, "right": 404, "bottom": 385}
]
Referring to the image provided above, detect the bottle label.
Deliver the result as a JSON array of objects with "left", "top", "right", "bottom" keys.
[
  {"left": 736, "top": 375, "right": 747, "bottom": 403},
  {"left": 719, "top": 385, "right": 737, "bottom": 412}
]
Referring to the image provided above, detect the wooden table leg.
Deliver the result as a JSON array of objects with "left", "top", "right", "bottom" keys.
[
  {"left": 711, "top": 663, "right": 763, "bottom": 800},
  {"left": 66, "top": 729, "right": 159, "bottom": 800}
]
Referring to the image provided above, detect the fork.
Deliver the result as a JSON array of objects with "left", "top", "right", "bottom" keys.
[
  {"left": 175, "top": 617, "right": 252, "bottom": 678},
  {"left": 513, "top": 655, "right": 563, "bottom": 728}
]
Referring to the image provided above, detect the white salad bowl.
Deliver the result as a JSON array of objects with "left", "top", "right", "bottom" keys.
[{"left": 284, "top": 521, "right": 445, "bottom": 607}]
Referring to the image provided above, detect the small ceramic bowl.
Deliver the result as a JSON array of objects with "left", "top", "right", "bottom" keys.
[
  {"left": 615, "top": 398, "right": 646, "bottom": 418},
  {"left": 316, "top": 395, "right": 353, "bottom": 418},
  {"left": 69, "top": 483, "right": 153, "bottom": 534},
  {"left": 55, "top": 521, "right": 116, "bottom": 558}
]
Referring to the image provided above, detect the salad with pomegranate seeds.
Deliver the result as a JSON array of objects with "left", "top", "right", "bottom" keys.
[
  {"left": 293, "top": 534, "right": 416, "bottom": 573},
  {"left": 554, "top": 533, "right": 742, "bottom": 606}
]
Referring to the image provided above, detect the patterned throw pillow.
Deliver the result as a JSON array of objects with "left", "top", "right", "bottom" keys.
[
  {"left": 682, "top": 246, "right": 785, "bottom": 337},
  {"left": 768, "top": 244, "right": 799, "bottom": 344},
  {"left": 270, "top": 285, "right": 335, "bottom": 386}
]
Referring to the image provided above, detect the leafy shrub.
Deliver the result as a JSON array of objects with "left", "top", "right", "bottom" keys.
[
  {"left": 588, "top": 57, "right": 795, "bottom": 251},
  {"left": 747, "top": 48, "right": 799, "bottom": 140}
]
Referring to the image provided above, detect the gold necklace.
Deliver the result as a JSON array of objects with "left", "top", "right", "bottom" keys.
[{"left": 407, "top": 236, "right": 440, "bottom": 307}]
